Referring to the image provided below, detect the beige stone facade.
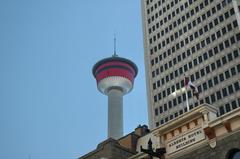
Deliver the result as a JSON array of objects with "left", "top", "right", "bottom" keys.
[{"left": 128, "top": 103, "right": 240, "bottom": 159}]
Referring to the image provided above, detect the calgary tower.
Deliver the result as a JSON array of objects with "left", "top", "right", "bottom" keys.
[{"left": 92, "top": 42, "right": 138, "bottom": 139}]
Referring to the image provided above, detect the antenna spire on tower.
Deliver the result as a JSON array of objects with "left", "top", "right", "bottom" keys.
[{"left": 113, "top": 33, "right": 118, "bottom": 57}]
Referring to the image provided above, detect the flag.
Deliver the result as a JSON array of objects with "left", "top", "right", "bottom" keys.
[{"left": 184, "top": 77, "right": 199, "bottom": 99}]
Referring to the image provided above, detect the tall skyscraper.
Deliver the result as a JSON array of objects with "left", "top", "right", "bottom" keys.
[{"left": 141, "top": 0, "right": 240, "bottom": 129}]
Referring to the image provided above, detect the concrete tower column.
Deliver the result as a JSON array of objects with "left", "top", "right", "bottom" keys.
[{"left": 107, "top": 89, "right": 123, "bottom": 139}]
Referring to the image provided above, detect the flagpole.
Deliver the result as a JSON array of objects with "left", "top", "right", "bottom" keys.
[
  {"left": 186, "top": 89, "right": 189, "bottom": 112},
  {"left": 184, "top": 75, "right": 190, "bottom": 112}
]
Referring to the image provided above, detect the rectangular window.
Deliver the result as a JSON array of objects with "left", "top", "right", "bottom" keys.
[
  {"left": 214, "top": 18, "right": 219, "bottom": 26},
  {"left": 195, "top": 71, "right": 200, "bottom": 79},
  {"left": 164, "top": 104, "right": 167, "bottom": 111},
  {"left": 230, "top": 8, "right": 235, "bottom": 15},
  {"left": 219, "top": 106, "right": 225, "bottom": 115},
  {"left": 231, "top": 67, "right": 236, "bottom": 76},
  {"left": 225, "top": 103, "right": 231, "bottom": 112},
  {"left": 155, "top": 108, "right": 158, "bottom": 115},
  {"left": 189, "top": 61, "right": 193, "bottom": 69},
  {"left": 216, "top": 59, "right": 221, "bottom": 67},
  {"left": 225, "top": 70, "right": 230, "bottom": 79},
  {"left": 208, "top": 79, "right": 213, "bottom": 88},
  {"left": 200, "top": 68, "right": 205, "bottom": 76},
  {"left": 222, "top": 88, "right": 228, "bottom": 97},
  {"left": 173, "top": 98, "right": 177, "bottom": 106},
  {"left": 232, "top": 100, "right": 237, "bottom": 109},
  {"left": 234, "top": 82, "right": 240, "bottom": 91},
  {"left": 216, "top": 91, "right": 222, "bottom": 100},
  {"left": 208, "top": 49, "right": 213, "bottom": 57},
  {"left": 214, "top": 76, "right": 219, "bottom": 85},
  {"left": 211, "top": 94, "right": 216, "bottom": 103},
  {"left": 211, "top": 63, "right": 216, "bottom": 71},
  {"left": 224, "top": 39, "right": 230, "bottom": 48},
  {"left": 205, "top": 96, "right": 210, "bottom": 104},
  {"left": 206, "top": 65, "right": 210, "bottom": 74},
  {"left": 219, "top": 15, "right": 224, "bottom": 22},
  {"left": 228, "top": 85, "right": 234, "bottom": 94},
  {"left": 203, "top": 82, "right": 207, "bottom": 90},
  {"left": 178, "top": 96, "right": 182, "bottom": 104}
]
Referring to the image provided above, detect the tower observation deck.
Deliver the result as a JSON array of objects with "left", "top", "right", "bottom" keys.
[{"left": 92, "top": 54, "right": 138, "bottom": 139}]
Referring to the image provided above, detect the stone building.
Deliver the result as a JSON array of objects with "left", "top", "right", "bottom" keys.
[
  {"left": 129, "top": 103, "right": 240, "bottom": 159},
  {"left": 79, "top": 125, "right": 149, "bottom": 159}
]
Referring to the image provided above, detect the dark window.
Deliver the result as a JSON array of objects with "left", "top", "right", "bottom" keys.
[
  {"left": 159, "top": 106, "right": 163, "bottom": 113},
  {"left": 216, "top": 30, "right": 221, "bottom": 38},
  {"left": 203, "top": 82, "right": 207, "bottom": 90},
  {"left": 219, "top": 106, "right": 225, "bottom": 115},
  {"left": 165, "top": 117, "right": 168, "bottom": 122},
  {"left": 233, "top": 20, "right": 238, "bottom": 28},
  {"left": 211, "top": 94, "right": 216, "bottom": 103},
  {"left": 153, "top": 83, "right": 156, "bottom": 90},
  {"left": 198, "top": 85, "right": 202, "bottom": 93},
  {"left": 211, "top": 33, "right": 216, "bottom": 41},
  {"left": 152, "top": 71, "right": 155, "bottom": 78},
  {"left": 178, "top": 96, "right": 182, "bottom": 104},
  {"left": 222, "top": 88, "right": 228, "bottom": 97},
  {"left": 168, "top": 101, "right": 172, "bottom": 109},
  {"left": 222, "top": 27, "right": 227, "bottom": 35},
  {"left": 234, "top": 82, "right": 240, "bottom": 91},
  {"left": 236, "top": 33, "right": 240, "bottom": 41},
  {"left": 155, "top": 108, "right": 158, "bottom": 115},
  {"left": 176, "top": 82, "right": 180, "bottom": 90},
  {"left": 219, "top": 73, "right": 224, "bottom": 82},
  {"left": 205, "top": 96, "right": 210, "bottom": 104},
  {"left": 154, "top": 95, "right": 157, "bottom": 102},
  {"left": 208, "top": 49, "right": 213, "bottom": 57},
  {"left": 158, "top": 93, "right": 161, "bottom": 100},
  {"left": 232, "top": 100, "right": 237, "bottom": 109},
  {"left": 206, "top": 37, "right": 211, "bottom": 44},
  {"left": 214, "top": 18, "right": 219, "bottom": 26},
  {"left": 225, "top": 70, "right": 230, "bottom": 79},
  {"left": 225, "top": 103, "right": 231, "bottom": 112},
  {"left": 230, "top": 8, "right": 235, "bottom": 15},
  {"left": 216, "top": 91, "right": 222, "bottom": 100},
  {"left": 206, "top": 66, "right": 210, "bottom": 74},
  {"left": 231, "top": 67, "right": 236, "bottom": 76},
  {"left": 214, "top": 76, "right": 219, "bottom": 85},
  {"left": 214, "top": 46, "right": 219, "bottom": 54},
  {"left": 230, "top": 36, "right": 236, "bottom": 44},
  {"left": 200, "top": 68, "right": 205, "bottom": 76},
  {"left": 179, "top": 109, "right": 183, "bottom": 115},
  {"left": 195, "top": 71, "right": 200, "bottom": 79},
  {"left": 219, "top": 42, "right": 224, "bottom": 51},
  {"left": 219, "top": 15, "right": 224, "bottom": 22},
  {"left": 216, "top": 4, "right": 221, "bottom": 10},
  {"left": 164, "top": 104, "right": 167, "bottom": 111},
  {"left": 227, "top": 23, "right": 233, "bottom": 31},
  {"left": 216, "top": 59, "right": 221, "bottom": 67},
  {"left": 211, "top": 63, "right": 216, "bottom": 71},
  {"left": 233, "top": 50, "right": 239, "bottom": 58},
  {"left": 189, "top": 62, "right": 193, "bottom": 69},
  {"left": 228, "top": 84, "right": 234, "bottom": 94},
  {"left": 193, "top": 59, "right": 198, "bottom": 66},
  {"left": 198, "top": 56, "right": 203, "bottom": 63}
]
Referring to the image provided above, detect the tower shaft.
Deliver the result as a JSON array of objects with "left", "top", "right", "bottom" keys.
[{"left": 108, "top": 89, "right": 123, "bottom": 139}]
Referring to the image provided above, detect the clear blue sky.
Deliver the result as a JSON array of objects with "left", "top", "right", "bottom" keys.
[{"left": 0, "top": 0, "right": 148, "bottom": 158}]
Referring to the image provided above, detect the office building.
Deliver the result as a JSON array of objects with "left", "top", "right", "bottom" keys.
[{"left": 141, "top": 0, "right": 240, "bottom": 129}]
